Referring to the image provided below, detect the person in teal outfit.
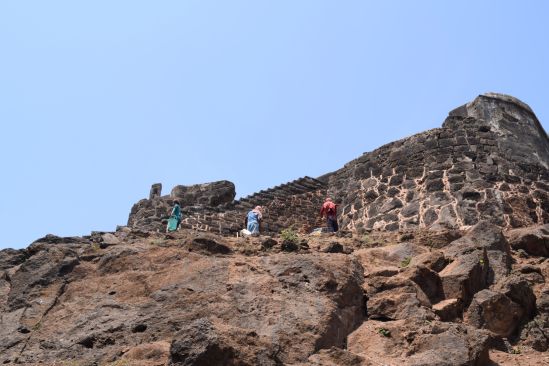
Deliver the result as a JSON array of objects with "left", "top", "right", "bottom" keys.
[{"left": 171, "top": 200, "right": 182, "bottom": 228}]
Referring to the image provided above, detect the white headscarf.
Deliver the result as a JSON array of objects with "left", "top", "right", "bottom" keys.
[{"left": 252, "top": 206, "right": 263, "bottom": 220}]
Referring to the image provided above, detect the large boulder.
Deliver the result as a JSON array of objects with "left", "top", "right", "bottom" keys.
[
  {"left": 0, "top": 240, "right": 365, "bottom": 365},
  {"left": 520, "top": 286, "right": 549, "bottom": 352},
  {"left": 432, "top": 298, "right": 461, "bottom": 322},
  {"left": 353, "top": 242, "right": 428, "bottom": 274},
  {"left": 171, "top": 180, "right": 236, "bottom": 207},
  {"left": 363, "top": 263, "right": 444, "bottom": 322},
  {"left": 347, "top": 319, "right": 490, "bottom": 366},
  {"left": 444, "top": 221, "right": 511, "bottom": 284},
  {"left": 506, "top": 224, "right": 549, "bottom": 257},
  {"left": 169, "top": 318, "right": 273, "bottom": 365},
  {"left": 403, "top": 265, "right": 444, "bottom": 304},
  {"left": 438, "top": 221, "right": 513, "bottom": 311},
  {"left": 409, "top": 250, "right": 449, "bottom": 272},
  {"left": 494, "top": 274, "right": 537, "bottom": 320},
  {"left": 439, "top": 249, "right": 489, "bottom": 308},
  {"left": 356, "top": 243, "right": 443, "bottom": 321},
  {"left": 464, "top": 289, "right": 523, "bottom": 337},
  {"left": 365, "top": 275, "right": 435, "bottom": 321}
]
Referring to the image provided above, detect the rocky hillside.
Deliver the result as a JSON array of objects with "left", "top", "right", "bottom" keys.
[{"left": 1, "top": 93, "right": 549, "bottom": 365}]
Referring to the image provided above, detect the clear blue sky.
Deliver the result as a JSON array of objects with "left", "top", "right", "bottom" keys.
[{"left": 1, "top": 1, "right": 548, "bottom": 249}]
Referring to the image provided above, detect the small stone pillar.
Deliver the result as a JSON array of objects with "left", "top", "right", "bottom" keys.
[{"left": 149, "top": 183, "right": 162, "bottom": 200}]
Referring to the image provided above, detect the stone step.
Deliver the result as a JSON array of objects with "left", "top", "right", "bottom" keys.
[{"left": 233, "top": 176, "right": 327, "bottom": 206}]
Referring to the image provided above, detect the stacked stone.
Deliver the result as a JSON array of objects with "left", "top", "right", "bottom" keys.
[
  {"left": 232, "top": 176, "right": 326, "bottom": 210},
  {"left": 179, "top": 177, "right": 327, "bottom": 234},
  {"left": 127, "top": 197, "right": 171, "bottom": 232},
  {"left": 127, "top": 181, "right": 236, "bottom": 233},
  {"left": 260, "top": 189, "right": 327, "bottom": 233},
  {"left": 327, "top": 93, "right": 549, "bottom": 233},
  {"left": 128, "top": 93, "right": 548, "bottom": 236},
  {"left": 128, "top": 177, "right": 327, "bottom": 235},
  {"left": 171, "top": 180, "right": 236, "bottom": 207}
]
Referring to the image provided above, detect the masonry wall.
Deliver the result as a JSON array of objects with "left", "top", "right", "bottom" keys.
[
  {"left": 128, "top": 177, "right": 327, "bottom": 235},
  {"left": 327, "top": 94, "right": 549, "bottom": 233},
  {"left": 127, "top": 94, "right": 549, "bottom": 236},
  {"left": 178, "top": 188, "right": 327, "bottom": 234}
]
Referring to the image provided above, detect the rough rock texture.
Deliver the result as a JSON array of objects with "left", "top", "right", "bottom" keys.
[
  {"left": 327, "top": 93, "right": 549, "bottom": 233},
  {"left": 437, "top": 220, "right": 512, "bottom": 312},
  {"left": 2, "top": 93, "right": 549, "bottom": 365},
  {"left": 464, "top": 289, "right": 524, "bottom": 337},
  {"left": 128, "top": 93, "right": 548, "bottom": 238},
  {"left": 128, "top": 177, "right": 327, "bottom": 235},
  {"left": 170, "top": 180, "right": 236, "bottom": 207},
  {"left": 1, "top": 227, "right": 548, "bottom": 365},
  {"left": 347, "top": 319, "right": 491, "bottom": 366},
  {"left": 8, "top": 226, "right": 548, "bottom": 365},
  {"left": 507, "top": 224, "right": 549, "bottom": 257},
  {"left": 0, "top": 232, "right": 365, "bottom": 365}
]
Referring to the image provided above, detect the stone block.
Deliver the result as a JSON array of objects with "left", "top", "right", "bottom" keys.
[
  {"left": 433, "top": 298, "right": 460, "bottom": 321},
  {"left": 464, "top": 289, "right": 523, "bottom": 337}
]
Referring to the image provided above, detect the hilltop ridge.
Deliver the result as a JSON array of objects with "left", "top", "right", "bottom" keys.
[{"left": 1, "top": 93, "right": 549, "bottom": 365}]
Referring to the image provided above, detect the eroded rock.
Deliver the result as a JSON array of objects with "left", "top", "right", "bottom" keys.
[
  {"left": 439, "top": 249, "right": 489, "bottom": 308},
  {"left": 0, "top": 239, "right": 365, "bottom": 365},
  {"left": 347, "top": 319, "right": 490, "bottom": 366},
  {"left": 507, "top": 224, "right": 549, "bottom": 257},
  {"left": 464, "top": 289, "right": 523, "bottom": 337}
]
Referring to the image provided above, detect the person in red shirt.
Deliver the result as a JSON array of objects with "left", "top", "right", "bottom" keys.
[{"left": 320, "top": 198, "right": 338, "bottom": 232}]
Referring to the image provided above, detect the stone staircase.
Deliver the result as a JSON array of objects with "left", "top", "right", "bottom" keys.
[
  {"left": 232, "top": 176, "right": 327, "bottom": 210},
  {"left": 129, "top": 176, "right": 328, "bottom": 235}
]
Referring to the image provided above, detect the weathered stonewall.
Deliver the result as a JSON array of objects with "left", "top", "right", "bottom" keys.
[
  {"left": 128, "top": 93, "right": 549, "bottom": 236},
  {"left": 326, "top": 93, "right": 549, "bottom": 233}
]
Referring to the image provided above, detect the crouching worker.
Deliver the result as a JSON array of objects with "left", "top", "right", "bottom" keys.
[
  {"left": 320, "top": 198, "right": 338, "bottom": 232},
  {"left": 245, "top": 206, "right": 263, "bottom": 236}
]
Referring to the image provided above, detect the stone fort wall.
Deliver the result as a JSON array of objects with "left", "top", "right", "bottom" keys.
[
  {"left": 327, "top": 94, "right": 549, "bottom": 233},
  {"left": 128, "top": 93, "right": 549, "bottom": 235},
  {"left": 128, "top": 177, "right": 327, "bottom": 234}
]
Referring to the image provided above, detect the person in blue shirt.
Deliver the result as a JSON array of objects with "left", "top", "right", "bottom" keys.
[{"left": 246, "top": 206, "right": 263, "bottom": 235}]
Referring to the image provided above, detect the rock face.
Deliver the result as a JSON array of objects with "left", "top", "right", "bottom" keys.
[
  {"left": 0, "top": 233, "right": 365, "bottom": 365},
  {"left": 347, "top": 319, "right": 491, "bottom": 366},
  {"left": 464, "top": 289, "right": 524, "bottom": 337},
  {"left": 507, "top": 224, "right": 549, "bottom": 257},
  {"left": 5, "top": 224, "right": 548, "bottom": 365},
  {"left": 170, "top": 180, "right": 236, "bottom": 207},
  {"left": 2, "top": 93, "right": 549, "bottom": 365}
]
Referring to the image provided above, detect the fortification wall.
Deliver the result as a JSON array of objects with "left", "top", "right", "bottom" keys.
[
  {"left": 327, "top": 93, "right": 549, "bottom": 233},
  {"left": 127, "top": 94, "right": 549, "bottom": 236},
  {"left": 128, "top": 177, "right": 327, "bottom": 234}
]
